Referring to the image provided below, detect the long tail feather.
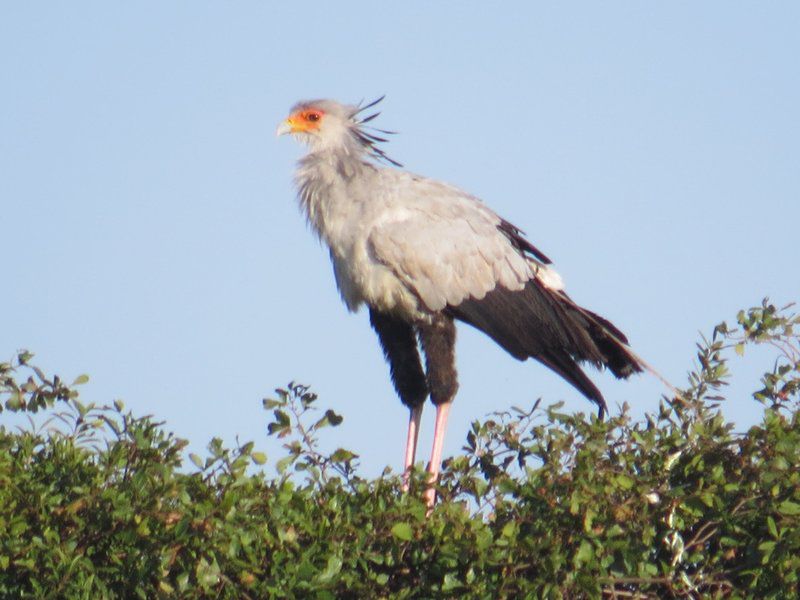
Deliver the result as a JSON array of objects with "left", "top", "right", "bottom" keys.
[{"left": 556, "top": 291, "right": 676, "bottom": 393}]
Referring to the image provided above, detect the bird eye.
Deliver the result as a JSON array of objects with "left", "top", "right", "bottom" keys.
[{"left": 306, "top": 112, "right": 320, "bottom": 122}]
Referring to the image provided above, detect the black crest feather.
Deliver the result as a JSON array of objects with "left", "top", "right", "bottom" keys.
[{"left": 350, "top": 96, "right": 403, "bottom": 167}]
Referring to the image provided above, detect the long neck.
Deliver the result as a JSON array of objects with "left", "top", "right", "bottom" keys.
[{"left": 294, "top": 146, "right": 374, "bottom": 239}]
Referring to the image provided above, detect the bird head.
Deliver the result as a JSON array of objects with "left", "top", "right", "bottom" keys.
[
  {"left": 276, "top": 100, "right": 343, "bottom": 144},
  {"left": 277, "top": 97, "right": 402, "bottom": 166}
]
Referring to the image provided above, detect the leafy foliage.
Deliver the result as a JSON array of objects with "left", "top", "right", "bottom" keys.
[{"left": 1, "top": 300, "right": 799, "bottom": 598}]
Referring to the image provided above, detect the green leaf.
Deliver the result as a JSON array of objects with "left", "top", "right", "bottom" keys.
[
  {"left": 195, "top": 557, "right": 220, "bottom": 588},
  {"left": 276, "top": 455, "right": 296, "bottom": 474},
  {"left": 778, "top": 500, "right": 800, "bottom": 516},
  {"left": 263, "top": 398, "right": 282, "bottom": 409},
  {"left": 274, "top": 409, "right": 290, "bottom": 426},
  {"left": 317, "top": 556, "right": 343, "bottom": 582},
  {"left": 72, "top": 374, "right": 90, "bottom": 385},
  {"left": 331, "top": 448, "right": 357, "bottom": 463},
  {"left": 575, "top": 540, "right": 594, "bottom": 566},
  {"left": 615, "top": 474, "right": 635, "bottom": 490},
  {"left": 758, "top": 540, "right": 776, "bottom": 563},
  {"left": 176, "top": 572, "right": 189, "bottom": 592},
  {"left": 442, "top": 572, "right": 461, "bottom": 591},
  {"left": 766, "top": 516, "right": 778, "bottom": 538},
  {"left": 6, "top": 392, "right": 23, "bottom": 411},
  {"left": 251, "top": 451, "right": 267, "bottom": 465},
  {"left": 391, "top": 522, "right": 413, "bottom": 541},
  {"left": 189, "top": 453, "right": 204, "bottom": 469},
  {"left": 313, "top": 413, "right": 332, "bottom": 429},
  {"left": 502, "top": 521, "right": 517, "bottom": 539}
]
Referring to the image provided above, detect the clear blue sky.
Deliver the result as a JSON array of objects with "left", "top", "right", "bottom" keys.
[{"left": 2, "top": 3, "right": 798, "bottom": 475}]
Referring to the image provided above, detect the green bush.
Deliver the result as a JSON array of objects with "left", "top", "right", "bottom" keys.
[{"left": 1, "top": 300, "right": 798, "bottom": 598}]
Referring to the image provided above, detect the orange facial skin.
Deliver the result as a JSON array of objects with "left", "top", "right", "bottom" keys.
[{"left": 284, "top": 109, "right": 324, "bottom": 133}]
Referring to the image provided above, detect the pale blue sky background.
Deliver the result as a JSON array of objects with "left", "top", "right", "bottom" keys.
[{"left": 2, "top": 3, "right": 798, "bottom": 475}]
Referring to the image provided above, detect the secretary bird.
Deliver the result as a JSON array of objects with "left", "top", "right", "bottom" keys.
[{"left": 277, "top": 97, "right": 645, "bottom": 506}]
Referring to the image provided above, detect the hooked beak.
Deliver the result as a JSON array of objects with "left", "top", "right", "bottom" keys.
[{"left": 276, "top": 119, "right": 293, "bottom": 137}]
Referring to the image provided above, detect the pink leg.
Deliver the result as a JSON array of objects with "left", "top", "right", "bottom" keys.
[
  {"left": 402, "top": 405, "right": 424, "bottom": 491},
  {"left": 423, "top": 402, "right": 452, "bottom": 508}
]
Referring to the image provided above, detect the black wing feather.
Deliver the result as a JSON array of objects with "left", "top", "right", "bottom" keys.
[
  {"left": 498, "top": 219, "right": 552, "bottom": 264},
  {"left": 448, "top": 280, "right": 643, "bottom": 417}
]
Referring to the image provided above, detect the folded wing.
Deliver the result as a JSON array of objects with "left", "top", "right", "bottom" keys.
[{"left": 368, "top": 186, "right": 643, "bottom": 415}]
